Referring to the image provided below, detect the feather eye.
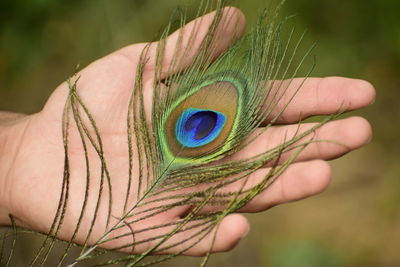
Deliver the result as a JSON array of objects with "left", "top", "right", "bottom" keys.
[
  {"left": 175, "top": 108, "right": 227, "bottom": 147},
  {"left": 162, "top": 75, "right": 243, "bottom": 160}
]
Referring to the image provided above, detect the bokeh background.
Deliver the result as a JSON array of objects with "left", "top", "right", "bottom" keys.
[{"left": 0, "top": 0, "right": 399, "bottom": 266}]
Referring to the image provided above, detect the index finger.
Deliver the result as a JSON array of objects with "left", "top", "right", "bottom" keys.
[{"left": 116, "top": 7, "right": 246, "bottom": 78}]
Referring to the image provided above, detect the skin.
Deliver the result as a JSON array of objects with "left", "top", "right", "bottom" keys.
[{"left": 0, "top": 8, "right": 375, "bottom": 257}]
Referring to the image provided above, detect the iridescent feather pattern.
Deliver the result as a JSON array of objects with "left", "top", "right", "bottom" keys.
[{"left": 0, "top": 1, "right": 335, "bottom": 266}]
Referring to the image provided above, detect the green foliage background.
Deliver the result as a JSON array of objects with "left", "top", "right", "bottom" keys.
[{"left": 0, "top": 0, "right": 399, "bottom": 266}]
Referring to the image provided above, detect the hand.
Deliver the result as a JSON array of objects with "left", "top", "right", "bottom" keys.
[{"left": 0, "top": 7, "right": 375, "bottom": 257}]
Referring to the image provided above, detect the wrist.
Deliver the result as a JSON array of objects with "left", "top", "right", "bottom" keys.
[{"left": 0, "top": 113, "right": 29, "bottom": 226}]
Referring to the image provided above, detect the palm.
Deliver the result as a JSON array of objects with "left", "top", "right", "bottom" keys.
[{"left": 2, "top": 8, "right": 375, "bottom": 256}]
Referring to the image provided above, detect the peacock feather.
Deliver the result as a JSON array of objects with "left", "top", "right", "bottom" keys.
[{"left": 0, "top": 0, "right": 337, "bottom": 266}]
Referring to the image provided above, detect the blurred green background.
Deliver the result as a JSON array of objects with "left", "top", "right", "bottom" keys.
[{"left": 0, "top": 0, "right": 399, "bottom": 266}]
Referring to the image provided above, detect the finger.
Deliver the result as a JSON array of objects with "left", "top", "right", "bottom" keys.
[
  {"left": 105, "top": 213, "right": 249, "bottom": 256},
  {"left": 116, "top": 7, "right": 246, "bottom": 77},
  {"left": 240, "top": 160, "right": 332, "bottom": 212},
  {"left": 229, "top": 116, "right": 372, "bottom": 164},
  {"left": 158, "top": 214, "right": 249, "bottom": 256},
  {"left": 264, "top": 77, "right": 376, "bottom": 124},
  {"left": 198, "top": 160, "right": 331, "bottom": 214},
  {"left": 182, "top": 214, "right": 249, "bottom": 256}
]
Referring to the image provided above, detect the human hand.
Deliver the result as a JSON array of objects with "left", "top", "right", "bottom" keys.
[{"left": 0, "top": 7, "right": 375, "bottom": 257}]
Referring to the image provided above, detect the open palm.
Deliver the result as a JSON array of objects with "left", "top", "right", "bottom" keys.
[{"left": 0, "top": 8, "right": 375, "bottom": 257}]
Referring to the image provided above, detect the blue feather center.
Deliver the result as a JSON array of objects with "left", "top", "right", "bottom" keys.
[{"left": 175, "top": 108, "right": 226, "bottom": 148}]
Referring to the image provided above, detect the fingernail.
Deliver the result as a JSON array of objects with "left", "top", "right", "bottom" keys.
[
  {"left": 370, "top": 98, "right": 375, "bottom": 105},
  {"left": 242, "top": 225, "right": 250, "bottom": 239},
  {"left": 367, "top": 134, "right": 373, "bottom": 144}
]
